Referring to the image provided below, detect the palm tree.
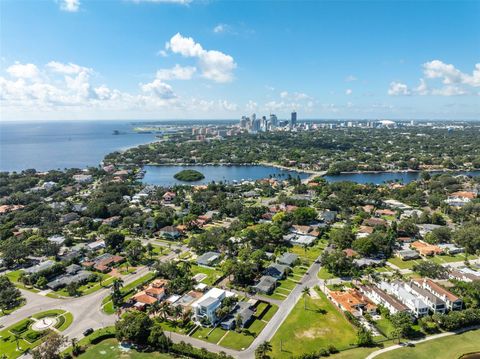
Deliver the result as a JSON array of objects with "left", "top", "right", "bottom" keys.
[
  {"left": 255, "top": 341, "right": 272, "bottom": 359},
  {"left": 159, "top": 302, "right": 171, "bottom": 321},
  {"left": 302, "top": 286, "right": 310, "bottom": 310},
  {"left": 13, "top": 333, "right": 21, "bottom": 351},
  {"left": 181, "top": 260, "right": 192, "bottom": 273}
]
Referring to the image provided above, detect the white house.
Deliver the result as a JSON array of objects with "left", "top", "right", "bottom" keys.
[{"left": 192, "top": 288, "right": 235, "bottom": 325}]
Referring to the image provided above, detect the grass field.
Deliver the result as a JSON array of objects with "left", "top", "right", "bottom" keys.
[
  {"left": 77, "top": 338, "right": 175, "bottom": 359},
  {"left": 387, "top": 257, "right": 421, "bottom": 270},
  {"left": 317, "top": 267, "right": 336, "bottom": 280},
  {"left": 377, "top": 329, "right": 480, "bottom": 359},
  {"left": 270, "top": 289, "right": 357, "bottom": 358}
]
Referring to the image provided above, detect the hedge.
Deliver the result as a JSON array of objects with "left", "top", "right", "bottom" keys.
[
  {"left": 10, "top": 319, "right": 32, "bottom": 334},
  {"left": 24, "top": 330, "right": 47, "bottom": 343},
  {"left": 55, "top": 315, "right": 66, "bottom": 329}
]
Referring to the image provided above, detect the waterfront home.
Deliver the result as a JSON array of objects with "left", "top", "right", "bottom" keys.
[
  {"left": 73, "top": 174, "right": 93, "bottom": 183},
  {"left": 158, "top": 225, "right": 181, "bottom": 239},
  {"left": 358, "top": 284, "right": 410, "bottom": 315},
  {"left": 416, "top": 278, "right": 463, "bottom": 310},
  {"left": 405, "top": 281, "right": 446, "bottom": 314},
  {"left": 328, "top": 288, "right": 377, "bottom": 317},
  {"left": 445, "top": 191, "right": 477, "bottom": 207},
  {"left": 196, "top": 251, "right": 221, "bottom": 267},
  {"left": 254, "top": 275, "right": 278, "bottom": 294},
  {"left": 277, "top": 253, "right": 298, "bottom": 267},
  {"left": 162, "top": 191, "right": 176, "bottom": 204},
  {"left": 383, "top": 199, "right": 412, "bottom": 211}
]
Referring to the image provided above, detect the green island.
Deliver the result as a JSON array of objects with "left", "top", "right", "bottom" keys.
[{"left": 173, "top": 169, "right": 205, "bottom": 181}]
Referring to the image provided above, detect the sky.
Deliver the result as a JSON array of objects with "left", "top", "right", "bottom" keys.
[{"left": 0, "top": 0, "right": 479, "bottom": 121}]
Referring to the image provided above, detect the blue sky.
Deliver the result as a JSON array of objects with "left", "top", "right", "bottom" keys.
[{"left": 1, "top": 0, "right": 479, "bottom": 120}]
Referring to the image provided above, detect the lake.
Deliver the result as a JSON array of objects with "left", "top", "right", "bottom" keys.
[
  {"left": 0, "top": 121, "right": 157, "bottom": 172},
  {"left": 142, "top": 165, "right": 311, "bottom": 186}
]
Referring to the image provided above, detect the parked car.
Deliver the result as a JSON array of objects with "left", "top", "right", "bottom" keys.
[{"left": 83, "top": 328, "right": 94, "bottom": 336}]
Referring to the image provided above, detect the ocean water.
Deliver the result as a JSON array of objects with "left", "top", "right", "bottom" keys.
[{"left": 0, "top": 121, "right": 157, "bottom": 172}]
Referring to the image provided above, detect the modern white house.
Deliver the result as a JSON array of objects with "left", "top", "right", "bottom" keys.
[
  {"left": 192, "top": 288, "right": 235, "bottom": 325},
  {"left": 405, "top": 281, "right": 447, "bottom": 314},
  {"left": 416, "top": 278, "right": 463, "bottom": 311}
]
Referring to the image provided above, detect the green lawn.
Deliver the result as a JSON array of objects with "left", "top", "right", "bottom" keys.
[
  {"left": 190, "top": 264, "right": 223, "bottom": 286},
  {"left": 387, "top": 257, "right": 420, "bottom": 270},
  {"left": 377, "top": 329, "right": 480, "bottom": 359},
  {"left": 289, "top": 243, "right": 324, "bottom": 263},
  {"left": 270, "top": 289, "right": 357, "bottom": 358},
  {"left": 32, "top": 309, "right": 66, "bottom": 319},
  {"left": 77, "top": 338, "right": 175, "bottom": 359},
  {"left": 5, "top": 270, "right": 39, "bottom": 293},
  {"left": 317, "top": 267, "right": 336, "bottom": 280},
  {"left": 375, "top": 317, "right": 395, "bottom": 338}
]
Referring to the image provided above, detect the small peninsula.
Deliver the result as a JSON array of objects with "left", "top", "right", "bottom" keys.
[{"left": 174, "top": 169, "right": 205, "bottom": 181}]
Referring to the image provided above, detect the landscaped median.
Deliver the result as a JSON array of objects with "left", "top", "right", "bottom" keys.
[{"left": 0, "top": 309, "right": 73, "bottom": 358}]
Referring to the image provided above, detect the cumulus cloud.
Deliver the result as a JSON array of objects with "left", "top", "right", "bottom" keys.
[
  {"left": 155, "top": 64, "right": 196, "bottom": 81},
  {"left": 6, "top": 63, "right": 40, "bottom": 79},
  {"left": 213, "top": 24, "right": 230, "bottom": 34},
  {"left": 141, "top": 79, "right": 176, "bottom": 99},
  {"left": 47, "top": 61, "right": 91, "bottom": 75},
  {"left": 165, "top": 33, "right": 236, "bottom": 83},
  {"left": 60, "top": 0, "right": 80, "bottom": 12},
  {"left": 388, "top": 60, "right": 480, "bottom": 96}
]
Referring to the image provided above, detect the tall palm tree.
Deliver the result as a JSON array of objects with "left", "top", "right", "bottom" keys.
[
  {"left": 302, "top": 286, "right": 310, "bottom": 310},
  {"left": 14, "top": 333, "right": 21, "bottom": 351},
  {"left": 255, "top": 341, "right": 272, "bottom": 359}
]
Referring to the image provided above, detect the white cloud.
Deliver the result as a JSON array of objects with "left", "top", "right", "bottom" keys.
[
  {"left": 60, "top": 0, "right": 80, "bottom": 12},
  {"left": 6, "top": 63, "right": 40, "bottom": 79},
  {"left": 155, "top": 64, "right": 196, "bottom": 81},
  {"left": 213, "top": 24, "right": 229, "bottom": 34},
  {"left": 280, "top": 91, "right": 289, "bottom": 99},
  {"left": 388, "top": 81, "right": 411, "bottom": 96},
  {"left": 141, "top": 79, "right": 176, "bottom": 99},
  {"left": 389, "top": 60, "right": 480, "bottom": 97},
  {"left": 156, "top": 50, "right": 168, "bottom": 57},
  {"left": 345, "top": 89, "right": 352, "bottom": 95},
  {"left": 47, "top": 61, "right": 91, "bottom": 75},
  {"left": 345, "top": 75, "right": 357, "bottom": 82},
  {"left": 165, "top": 33, "right": 236, "bottom": 83}
]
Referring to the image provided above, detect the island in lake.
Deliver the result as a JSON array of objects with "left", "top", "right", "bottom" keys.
[{"left": 173, "top": 169, "right": 205, "bottom": 182}]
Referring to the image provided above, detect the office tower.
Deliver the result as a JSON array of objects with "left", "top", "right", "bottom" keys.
[
  {"left": 270, "top": 114, "right": 278, "bottom": 127},
  {"left": 291, "top": 111, "right": 297, "bottom": 127}
]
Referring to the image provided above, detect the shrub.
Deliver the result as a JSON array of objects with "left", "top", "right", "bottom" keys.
[
  {"left": 10, "top": 319, "right": 32, "bottom": 334},
  {"left": 24, "top": 330, "right": 47, "bottom": 343},
  {"left": 55, "top": 315, "right": 66, "bottom": 329}
]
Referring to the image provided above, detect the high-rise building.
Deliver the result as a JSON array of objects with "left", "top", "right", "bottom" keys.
[
  {"left": 290, "top": 111, "right": 297, "bottom": 127},
  {"left": 270, "top": 114, "right": 278, "bottom": 127}
]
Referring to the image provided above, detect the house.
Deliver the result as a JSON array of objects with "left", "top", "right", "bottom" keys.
[
  {"left": 277, "top": 253, "right": 298, "bottom": 267},
  {"left": 417, "top": 224, "right": 443, "bottom": 238},
  {"left": 343, "top": 248, "right": 358, "bottom": 258},
  {"left": 358, "top": 284, "right": 410, "bottom": 315},
  {"left": 253, "top": 275, "right": 277, "bottom": 294},
  {"left": 383, "top": 199, "right": 412, "bottom": 210},
  {"left": 363, "top": 218, "right": 387, "bottom": 227},
  {"left": 46, "top": 270, "right": 90, "bottom": 290},
  {"left": 411, "top": 241, "right": 443, "bottom": 256},
  {"left": 288, "top": 234, "right": 317, "bottom": 246},
  {"left": 192, "top": 288, "right": 235, "bottom": 325},
  {"left": 438, "top": 243, "right": 464, "bottom": 255},
  {"left": 445, "top": 191, "right": 477, "bottom": 207},
  {"left": 379, "top": 281, "right": 429, "bottom": 317},
  {"left": 48, "top": 235, "right": 66, "bottom": 245},
  {"left": 60, "top": 212, "right": 80, "bottom": 225},
  {"left": 102, "top": 216, "right": 121, "bottom": 227},
  {"left": 81, "top": 253, "right": 124, "bottom": 273},
  {"left": 220, "top": 302, "right": 254, "bottom": 330},
  {"left": 320, "top": 210, "right": 337, "bottom": 224},
  {"left": 405, "top": 281, "right": 446, "bottom": 314},
  {"left": 265, "top": 263, "right": 288, "bottom": 280},
  {"left": 73, "top": 174, "right": 93, "bottom": 183},
  {"left": 328, "top": 289, "right": 377, "bottom": 317},
  {"left": 353, "top": 257, "right": 384, "bottom": 268},
  {"left": 416, "top": 278, "right": 463, "bottom": 311},
  {"left": 25, "top": 260, "right": 56, "bottom": 274},
  {"left": 131, "top": 279, "right": 168, "bottom": 309},
  {"left": 290, "top": 224, "right": 320, "bottom": 237},
  {"left": 158, "top": 225, "right": 181, "bottom": 239},
  {"left": 87, "top": 239, "right": 105, "bottom": 251},
  {"left": 162, "top": 191, "right": 176, "bottom": 204},
  {"left": 197, "top": 252, "right": 221, "bottom": 267},
  {"left": 0, "top": 204, "right": 25, "bottom": 214},
  {"left": 397, "top": 249, "right": 420, "bottom": 260},
  {"left": 449, "top": 268, "right": 480, "bottom": 282},
  {"left": 375, "top": 209, "right": 396, "bottom": 217}
]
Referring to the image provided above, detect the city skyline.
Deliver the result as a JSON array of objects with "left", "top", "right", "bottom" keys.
[{"left": 1, "top": 0, "right": 479, "bottom": 121}]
